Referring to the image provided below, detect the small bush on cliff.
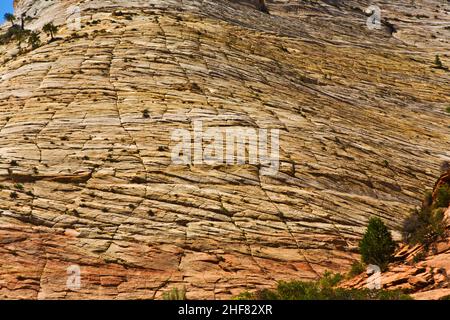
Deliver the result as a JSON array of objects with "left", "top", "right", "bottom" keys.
[
  {"left": 434, "top": 183, "right": 450, "bottom": 209},
  {"left": 14, "top": 28, "right": 31, "bottom": 48},
  {"left": 163, "top": 287, "right": 186, "bottom": 300},
  {"left": 235, "top": 272, "right": 412, "bottom": 300},
  {"left": 43, "top": 22, "right": 58, "bottom": 41},
  {"left": 359, "top": 217, "right": 396, "bottom": 271},
  {"left": 1, "top": 13, "right": 30, "bottom": 46},
  {"left": 435, "top": 55, "right": 443, "bottom": 68},
  {"left": 403, "top": 207, "right": 446, "bottom": 245},
  {"left": 0, "top": 25, "right": 24, "bottom": 45},
  {"left": 257, "top": 0, "right": 270, "bottom": 14},
  {"left": 0, "top": 21, "right": 38, "bottom": 51},
  {"left": 319, "top": 271, "right": 344, "bottom": 288},
  {"left": 403, "top": 186, "right": 447, "bottom": 245},
  {"left": 27, "top": 31, "right": 41, "bottom": 49},
  {"left": 348, "top": 261, "right": 366, "bottom": 277},
  {"left": 433, "top": 55, "right": 448, "bottom": 70},
  {"left": 4, "top": 13, "right": 16, "bottom": 27},
  {"left": 20, "top": 14, "right": 33, "bottom": 31}
]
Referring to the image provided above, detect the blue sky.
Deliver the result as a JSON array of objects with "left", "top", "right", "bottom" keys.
[{"left": 0, "top": 0, "right": 15, "bottom": 24}]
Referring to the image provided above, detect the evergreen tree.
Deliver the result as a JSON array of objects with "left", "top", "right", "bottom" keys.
[
  {"left": 28, "top": 31, "right": 41, "bottom": 49},
  {"left": 359, "top": 217, "right": 396, "bottom": 271},
  {"left": 4, "top": 13, "right": 16, "bottom": 27},
  {"left": 20, "top": 14, "right": 32, "bottom": 30},
  {"left": 43, "top": 22, "right": 58, "bottom": 41}
]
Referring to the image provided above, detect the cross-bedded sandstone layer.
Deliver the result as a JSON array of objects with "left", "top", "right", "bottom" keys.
[{"left": 0, "top": 0, "right": 449, "bottom": 299}]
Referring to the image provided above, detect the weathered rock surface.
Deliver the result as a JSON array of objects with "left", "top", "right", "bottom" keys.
[
  {"left": 0, "top": 0, "right": 449, "bottom": 299},
  {"left": 341, "top": 171, "right": 450, "bottom": 300},
  {"left": 341, "top": 234, "right": 450, "bottom": 299}
]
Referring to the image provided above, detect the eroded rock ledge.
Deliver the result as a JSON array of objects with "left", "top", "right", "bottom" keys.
[{"left": 342, "top": 170, "right": 450, "bottom": 300}]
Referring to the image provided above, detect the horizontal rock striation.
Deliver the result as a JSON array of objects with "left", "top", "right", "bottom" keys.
[{"left": 0, "top": 0, "right": 449, "bottom": 299}]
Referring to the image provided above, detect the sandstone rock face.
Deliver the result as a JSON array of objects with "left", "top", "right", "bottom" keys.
[
  {"left": 341, "top": 234, "right": 450, "bottom": 299},
  {"left": 341, "top": 172, "right": 450, "bottom": 300},
  {"left": 0, "top": 0, "right": 449, "bottom": 299}
]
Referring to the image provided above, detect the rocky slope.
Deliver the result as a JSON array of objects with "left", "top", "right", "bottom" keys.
[
  {"left": 0, "top": 0, "right": 449, "bottom": 299},
  {"left": 342, "top": 170, "right": 450, "bottom": 300},
  {"left": 342, "top": 233, "right": 450, "bottom": 300}
]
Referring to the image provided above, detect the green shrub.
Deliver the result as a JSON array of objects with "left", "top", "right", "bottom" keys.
[
  {"left": 16, "top": 28, "right": 31, "bottom": 44},
  {"left": 163, "top": 287, "right": 186, "bottom": 300},
  {"left": 435, "top": 55, "right": 443, "bottom": 68},
  {"left": 257, "top": 0, "right": 270, "bottom": 14},
  {"left": 433, "top": 55, "right": 449, "bottom": 71},
  {"left": 403, "top": 185, "right": 447, "bottom": 245},
  {"left": 28, "top": 31, "right": 41, "bottom": 49},
  {"left": 14, "top": 183, "right": 24, "bottom": 190},
  {"left": 403, "top": 209, "right": 422, "bottom": 243},
  {"left": 434, "top": 183, "right": 450, "bottom": 209},
  {"left": 20, "top": 14, "right": 33, "bottom": 30},
  {"left": 403, "top": 208, "right": 445, "bottom": 245},
  {"left": 4, "top": 13, "right": 16, "bottom": 27},
  {"left": 0, "top": 25, "right": 24, "bottom": 45},
  {"left": 235, "top": 276, "right": 412, "bottom": 300},
  {"left": 348, "top": 261, "right": 366, "bottom": 277},
  {"left": 319, "top": 271, "right": 344, "bottom": 288},
  {"left": 276, "top": 281, "right": 321, "bottom": 300},
  {"left": 43, "top": 22, "right": 58, "bottom": 41},
  {"left": 359, "top": 217, "right": 396, "bottom": 271},
  {"left": 412, "top": 251, "right": 426, "bottom": 263},
  {"left": 423, "top": 190, "right": 433, "bottom": 207}
]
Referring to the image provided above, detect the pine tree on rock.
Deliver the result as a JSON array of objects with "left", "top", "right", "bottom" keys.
[
  {"left": 43, "top": 22, "right": 58, "bottom": 41},
  {"left": 4, "top": 13, "right": 16, "bottom": 27},
  {"left": 359, "top": 217, "right": 396, "bottom": 271}
]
